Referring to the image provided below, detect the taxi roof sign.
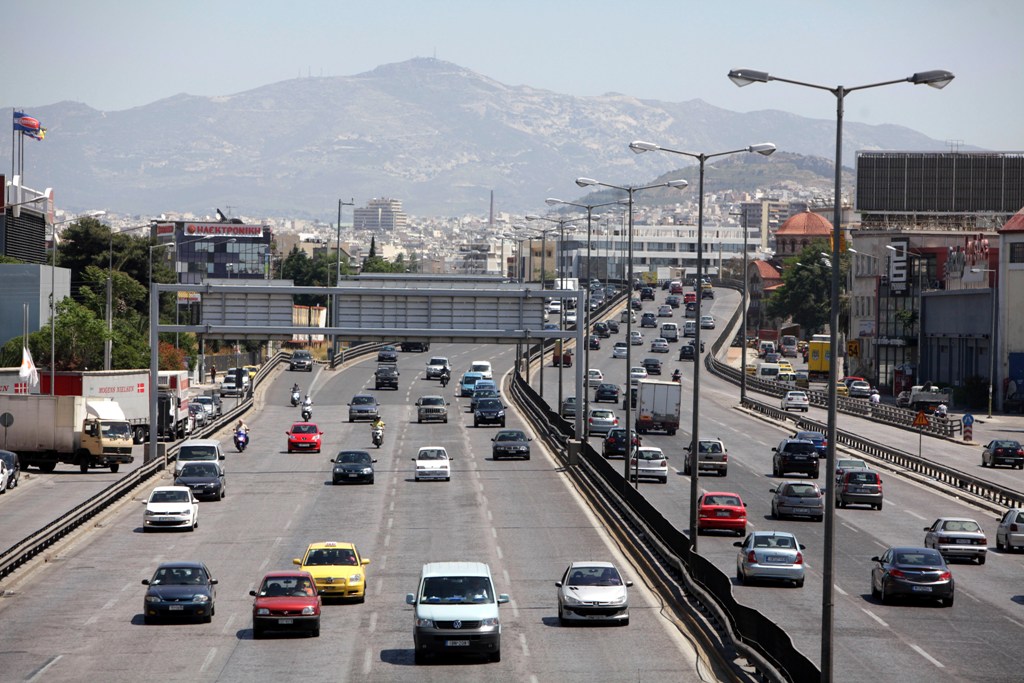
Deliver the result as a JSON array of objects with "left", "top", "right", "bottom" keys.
[{"left": 913, "top": 410, "right": 930, "bottom": 428}]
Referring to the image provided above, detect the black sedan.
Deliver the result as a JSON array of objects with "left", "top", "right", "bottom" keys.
[
  {"left": 142, "top": 562, "right": 218, "bottom": 623},
  {"left": 678, "top": 344, "right": 695, "bottom": 361},
  {"left": 641, "top": 357, "right": 663, "bottom": 375},
  {"left": 982, "top": 439, "right": 1024, "bottom": 469},
  {"left": 588, "top": 335, "right": 602, "bottom": 350},
  {"left": 491, "top": 429, "right": 532, "bottom": 460},
  {"left": 474, "top": 398, "right": 506, "bottom": 427},
  {"left": 376, "top": 345, "right": 398, "bottom": 362},
  {"left": 174, "top": 462, "right": 226, "bottom": 500},
  {"left": 592, "top": 322, "right": 610, "bottom": 338},
  {"left": 594, "top": 383, "right": 621, "bottom": 403},
  {"left": 331, "top": 450, "right": 377, "bottom": 484},
  {"left": 870, "top": 546, "right": 954, "bottom": 607},
  {"left": 603, "top": 428, "right": 640, "bottom": 458}
]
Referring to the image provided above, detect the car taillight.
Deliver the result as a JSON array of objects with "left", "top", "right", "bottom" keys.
[
  {"left": 795, "top": 552, "right": 803, "bottom": 565},
  {"left": 629, "top": 458, "right": 637, "bottom": 466},
  {"left": 722, "top": 454, "right": 728, "bottom": 462},
  {"left": 658, "top": 460, "right": 666, "bottom": 467},
  {"left": 938, "top": 571, "right": 952, "bottom": 581},
  {"left": 747, "top": 551, "right": 757, "bottom": 563},
  {"left": 937, "top": 536, "right": 953, "bottom": 544},
  {"left": 890, "top": 569, "right": 906, "bottom": 578},
  {"left": 613, "top": 418, "right": 619, "bottom": 425},
  {"left": 1011, "top": 523, "right": 1020, "bottom": 532},
  {"left": 877, "top": 477, "right": 882, "bottom": 492}
]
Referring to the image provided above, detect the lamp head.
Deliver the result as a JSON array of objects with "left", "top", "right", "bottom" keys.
[
  {"left": 575, "top": 177, "right": 598, "bottom": 188},
  {"left": 525, "top": 214, "right": 540, "bottom": 221},
  {"left": 728, "top": 69, "right": 771, "bottom": 87},
  {"left": 629, "top": 141, "right": 659, "bottom": 154},
  {"left": 847, "top": 248, "right": 859, "bottom": 254},
  {"left": 749, "top": 143, "right": 776, "bottom": 156},
  {"left": 666, "top": 179, "right": 689, "bottom": 190},
  {"left": 911, "top": 70, "right": 955, "bottom": 89},
  {"left": 545, "top": 198, "right": 562, "bottom": 206}
]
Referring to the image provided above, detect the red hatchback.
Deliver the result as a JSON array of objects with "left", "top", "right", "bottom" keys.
[
  {"left": 286, "top": 422, "right": 323, "bottom": 453},
  {"left": 249, "top": 570, "right": 321, "bottom": 638},
  {"left": 697, "top": 491, "right": 748, "bottom": 536}
]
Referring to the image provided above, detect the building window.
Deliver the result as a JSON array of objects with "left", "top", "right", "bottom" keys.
[{"left": 1010, "top": 242, "right": 1024, "bottom": 264}]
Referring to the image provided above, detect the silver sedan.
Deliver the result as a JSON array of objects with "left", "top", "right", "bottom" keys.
[
  {"left": 923, "top": 517, "right": 988, "bottom": 564},
  {"left": 734, "top": 531, "right": 806, "bottom": 587}
]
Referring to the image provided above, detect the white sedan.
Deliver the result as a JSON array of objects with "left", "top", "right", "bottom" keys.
[
  {"left": 629, "top": 446, "right": 668, "bottom": 484},
  {"left": 612, "top": 342, "right": 628, "bottom": 359},
  {"left": 629, "top": 331, "right": 644, "bottom": 345},
  {"left": 650, "top": 338, "right": 670, "bottom": 353},
  {"left": 142, "top": 486, "right": 199, "bottom": 532},
  {"left": 781, "top": 391, "right": 810, "bottom": 412},
  {"left": 412, "top": 446, "right": 451, "bottom": 481},
  {"left": 556, "top": 561, "right": 632, "bottom": 625},
  {"left": 587, "top": 369, "right": 605, "bottom": 386},
  {"left": 629, "top": 367, "right": 648, "bottom": 385},
  {"left": 564, "top": 310, "right": 578, "bottom": 325}
]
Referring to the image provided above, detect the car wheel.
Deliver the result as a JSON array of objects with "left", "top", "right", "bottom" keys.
[
  {"left": 996, "top": 535, "right": 1005, "bottom": 551},
  {"left": 253, "top": 627, "right": 264, "bottom": 639},
  {"left": 737, "top": 526, "right": 746, "bottom": 537},
  {"left": 488, "top": 650, "right": 501, "bottom": 663},
  {"left": 870, "top": 578, "right": 880, "bottom": 599},
  {"left": 876, "top": 501, "right": 883, "bottom": 511},
  {"left": 737, "top": 566, "right": 746, "bottom": 584},
  {"left": 811, "top": 470, "right": 819, "bottom": 479},
  {"left": 660, "top": 477, "right": 667, "bottom": 484},
  {"left": 203, "top": 613, "right": 213, "bottom": 624},
  {"left": 981, "top": 458, "right": 988, "bottom": 467},
  {"left": 941, "top": 594, "right": 954, "bottom": 607},
  {"left": 414, "top": 650, "right": 426, "bottom": 665},
  {"left": 144, "top": 615, "right": 155, "bottom": 625},
  {"left": 978, "top": 554, "right": 986, "bottom": 565},
  {"left": 474, "top": 420, "right": 479, "bottom": 427},
  {"left": 311, "top": 624, "right": 320, "bottom": 637},
  {"left": 720, "top": 468, "right": 727, "bottom": 477},
  {"left": 879, "top": 581, "right": 890, "bottom": 604},
  {"left": 794, "top": 578, "right": 804, "bottom": 588},
  {"left": 771, "top": 503, "right": 779, "bottom": 519},
  {"left": 418, "top": 417, "right": 422, "bottom": 424}
]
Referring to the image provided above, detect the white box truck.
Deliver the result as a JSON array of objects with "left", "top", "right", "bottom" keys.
[
  {"left": 0, "top": 395, "right": 135, "bottom": 473},
  {"left": 635, "top": 380, "right": 681, "bottom": 435}
]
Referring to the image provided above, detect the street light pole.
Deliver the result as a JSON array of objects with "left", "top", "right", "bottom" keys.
[
  {"left": 334, "top": 199, "right": 354, "bottom": 361},
  {"left": 971, "top": 267, "right": 998, "bottom": 417},
  {"left": 630, "top": 139, "right": 775, "bottom": 549},
  {"left": 729, "top": 66, "right": 954, "bottom": 683},
  {"left": 576, "top": 176, "right": 689, "bottom": 491}
]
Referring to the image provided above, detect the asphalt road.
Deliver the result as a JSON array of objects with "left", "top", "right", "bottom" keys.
[
  {"left": 543, "top": 288, "right": 1024, "bottom": 683},
  {"left": 0, "top": 348, "right": 714, "bottom": 682}
]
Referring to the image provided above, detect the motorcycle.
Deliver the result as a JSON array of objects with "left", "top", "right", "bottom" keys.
[
  {"left": 234, "top": 429, "right": 249, "bottom": 452},
  {"left": 671, "top": 370, "right": 682, "bottom": 383},
  {"left": 290, "top": 390, "right": 301, "bottom": 407},
  {"left": 301, "top": 405, "right": 313, "bottom": 421},
  {"left": 371, "top": 426, "right": 384, "bottom": 448},
  {"left": 440, "top": 372, "right": 450, "bottom": 388}
]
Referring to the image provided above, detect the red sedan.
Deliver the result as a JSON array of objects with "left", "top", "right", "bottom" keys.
[
  {"left": 249, "top": 570, "right": 321, "bottom": 638},
  {"left": 286, "top": 422, "right": 323, "bottom": 453},
  {"left": 697, "top": 491, "right": 748, "bottom": 536}
]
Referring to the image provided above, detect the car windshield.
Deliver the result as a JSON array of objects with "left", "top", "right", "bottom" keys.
[
  {"left": 591, "top": 411, "right": 613, "bottom": 419},
  {"left": 291, "top": 424, "right": 319, "bottom": 434},
  {"left": 150, "top": 489, "right": 189, "bottom": 503},
  {"left": 151, "top": 566, "right": 208, "bottom": 585},
  {"left": 784, "top": 484, "right": 819, "bottom": 497},
  {"left": 566, "top": 566, "right": 623, "bottom": 587},
  {"left": 304, "top": 548, "right": 358, "bottom": 566},
  {"left": 797, "top": 432, "right": 825, "bottom": 443},
  {"left": 848, "top": 472, "right": 877, "bottom": 483},
  {"left": 258, "top": 577, "right": 316, "bottom": 597},
  {"left": 418, "top": 449, "right": 448, "bottom": 460},
  {"left": 101, "top": 422, "right": 133, "bottom": 439},
  {"left": 293, "top": 352, "right": 311, "bottom": 360},
  {"left": 429, "top": 358, "right": 448, "bottom": 366},
  {"left": 421, "top": 576, "right": 493, "bottom": 604},
  {"left": 786, "top": 442, "right": 817, "bottom": 455},
  {"left": 420, "top": 397, "right": 444, "bottom": 406},
  {"left": 180, "top": 463, "right": 218, "bottom": 477},
  {"left": 837, "top": 459, "right": 866, "bottom": 469},
  {"left": 752, "top": 535, "right": 795, "bottom": 549},
  {"left": 478, "top": 399, "right": 502, "bottom": 410},
  {"left": 337, "top": 452, "right": 371, "bottom": 464},
  {"left": 495, "top": 431, "right": 526, "bottom": 442},
  {"left": 473, "top": 389, "right": 499, "bottom": 398},
  {"left": 179, "top": 446, "right": 217, "bottom": 461},
  {"left": 598, "top": 384, "right": 618, "bottom": 391},
  {"left": 940, "top": 520, "right": 980, "bottom": 532},
  {"left": 351, "top": 396, "right": 376, "bottom": 405},
  {"left": 698, "top": 441, "right": 723, "bottom": 453},
  {"left": 895, "top": 551, "right": 943, "bottom": 566},
  {"left": 637, "top": 449, "right": 663, "bottom": 460}
]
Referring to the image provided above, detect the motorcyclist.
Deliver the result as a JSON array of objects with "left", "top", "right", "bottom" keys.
[
  {"left": 935, "top": 403, "right": 948, "bottom": 418},
  {"left": 235, "top": 418, "right": 249, "bottom": 434},
  {"left": 302, "top": 394, "right": 313, "bottom": 409},
  {"left": 869, "top": 390, "right": 881, "bottom": 406},
  {"left": 371, "top": 416, "right": 386, "bottom": 431},
  {"left": 671, "top": 369, "right": 682, "bottom": 382},
  {"left": 440, "top": 367, "right": 451, "bottom": 387}
]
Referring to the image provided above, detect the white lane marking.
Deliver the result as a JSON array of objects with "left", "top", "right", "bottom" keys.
[
  {"left": 487, "top": 510, "right": 493, "bottom": 521},
  {"left": 362, "top": 647, "right": 373, "bottom": 674},
  {"left": 103, "top": 598, "right": 117, "bottom": 610},
  {"left": 503, "top": 569, "right": 511, "bottom": 587},
  {"left": 121, "top": 581, "right": 134, "bottom": 592},
  {"left": 387, "top": 517, "right": 393, "bottom": 529},
  {"left": 518, "top": 632, "right": 530, "bottom": 657},
  {"left": 496, "top": 545, "right": 504, "bottom": 560},
  {"left": 27, "top": 655, "right": 62, "bottom": 683},
  {"left": 84, "top": 615, "right": 99, "bottom": 625},
  {"left": 221, "top": 614, "right": 236, "bottom": 635},
  {"left": 384, "top": 533, "right": 391, "bottom": 547},
  {"left": 957, "top": 587, "right": 980, "bottom": 603},
  {"left": 903, "top": 509, "right": 927, "bottom": 520},
  {"left": 510, "top": 598, "right": 520, "bottom": 618},
  {"left": 910, "top": 643, "right": 945, "bottom": 668},
  {"left": 389, "top": 500, "right": 395, "bottom": 512},
  {"left": 1004, "top": 616, "right": 1024, "bottom": 629},
  {"left": 375, "top": 578, "right": 383, "bottom": 595},
  {"left": 368, "top": 611, "right": 378, "bottom": 632},
  {"left": 833, "top": 584, "right": 846, "bottom": 596},
  {"left": 841, "top": 522, "right": 858, "bottom": 532},
  {"left": 378, "top": 555, "right": 387, "bottom": 572},
  {"left": 873, "top": 540, "right": 888, "bottom": 550},
  {"left": 491, "top": 527, "right": 497, "bottom": 538},
  {"left": 258, "top": 556, "right": 270, "bottom": 572},
  {"left": 860, "top": 608, "right": 888, "bottom": 627},
  {"left": 200, "top": 648, "right": 217, "bottom": 673}
]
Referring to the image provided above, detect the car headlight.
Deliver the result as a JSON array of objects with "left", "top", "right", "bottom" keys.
[
  {"left": 480, "top": 617, "right": 499, "bottom": 627},
  {"left": 362, "top": 468, "right": 373, "bottom": 474},
  {"left": 301, "top": 606, "right": 316, "bottom": 615},
  {"left": 144, "top": 510, "right": 157, "bottom": 516},
  {"left": 415, "top": 617, "right": 434, "bottom": 628},
  {"left": 193, "top": 594, "right": 210, "bottom": 603},
  {"left": 256, "top": 608, "right": 270, "bottom": 615},
  {"left": 609, "top": 593, "right": 627, "bottom": 605},
  {"left": 145, "top": 595, "right": 161, "bottom": 603},
  {"left": 350, "top": 574, "right": 362, "bottom": 583},
  {"left": 562, "top": 593, "right": 582, "bottom": 606},
  {"left": 497, "top": 410, "right": 505, "bottom": 417}
]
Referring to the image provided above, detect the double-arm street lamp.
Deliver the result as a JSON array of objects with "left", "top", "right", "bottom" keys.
[
  {"left": 728, "top": 66, "right": 954, "bottom": 683},
  {"left": 630, "top": 140, "right": 775, "bottom": 548},
  {"left": 575, "top": 176, "right": 689, "bottom": 489},
  {"left": 527, "top": 225, "right": 558, "bottom": 397},
  {"left": 333, "top": 199, "right": 354, "bottom": 360}
]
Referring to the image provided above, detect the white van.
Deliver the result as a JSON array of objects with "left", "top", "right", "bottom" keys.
[
  {"left": 757, "top": 362, "right": 781, "bottom": 381},
  {"left": 470, "top": 360, "right": 493, "bottom": 380},
  {"left": 660, "top": 322, "right": 679, "bottom": 342},
  {"left": 683, "top": 320, "right": 697, "bottom": 338},
  {"left": 406, "top": 561, "right": 510, "bottom": 664}
]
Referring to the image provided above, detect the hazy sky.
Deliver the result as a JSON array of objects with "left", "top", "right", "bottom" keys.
[{"left": 4, "top": 0, "right": 1021, "bottom": 151}]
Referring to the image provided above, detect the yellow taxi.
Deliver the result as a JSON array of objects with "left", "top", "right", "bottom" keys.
[
  {"left": 292, "top": 541, "right": 370, "bottom": 602},
  {"left": 834, "top": 382, "right": 849, "bottom": 397},
  {"left": 777, "top": 360, "right": 794, "bottom": 373},
  {"left": 243, "top": 364, "right": 260, "bottom": 380}
]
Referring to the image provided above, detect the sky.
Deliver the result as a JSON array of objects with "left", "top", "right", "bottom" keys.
[{"left": 3, "top": 0, "right": 1022, "bottom": 152}]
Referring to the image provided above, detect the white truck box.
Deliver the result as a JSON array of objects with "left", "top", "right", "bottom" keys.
[{"left": 635, "top": 380, "right": 681, "bottom": 435}]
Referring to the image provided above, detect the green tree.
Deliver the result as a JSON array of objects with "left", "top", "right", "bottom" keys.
[
  {"left": 765, "top": 240, "right": 845, "bottom": 335},
  {"left": 368, "top": 236, "right": 377, "bottom": 258}
]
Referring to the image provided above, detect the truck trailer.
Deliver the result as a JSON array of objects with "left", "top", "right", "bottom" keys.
[
  {"left": 0, "top": 395, "right": 134, "bottom": 473},
  {"left": 39, "top": 370, "right": 154, "bottom": 444},
  {"left": 635, "top": 380, "right": 682, "bottom": 435}
]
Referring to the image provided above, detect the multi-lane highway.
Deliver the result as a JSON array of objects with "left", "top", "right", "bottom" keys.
[
  {"left": 0, "top": 346, "right": 715, "bottom": 682},
  {"left": 537, "top": 288, "right": 1024, "bottom": 683}
]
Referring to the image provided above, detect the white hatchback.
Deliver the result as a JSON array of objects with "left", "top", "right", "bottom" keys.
[
  {"left": 629, "top": 367, "right": 648, "bottom": 385},
  {"left": 587, "top": 408, "right": 619, "bottom": 435},
  {"left": 781, "top": 391, "right": 810, "bottom": 412},
  {"left": 142, "top": 486, "right": 199, "bottom": 532},
  {"left": 629, "top": 446, "right": 669, "bottom": 484},
  {"left": 629, "top": 331, "right": 643, "bottom": 345},
  {"left": 412, "top": 447, "right": 452, "bottom": 482},
  {"left": 587, "top": 369, "right": 604, "bottom": 386},
  {"left": 612, "top": 342, "right": 628, "bottom": 359}
]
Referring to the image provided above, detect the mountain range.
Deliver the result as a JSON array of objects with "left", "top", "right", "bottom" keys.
[{"left": 3, "top": 58, "right": 960, "bottom": 219}]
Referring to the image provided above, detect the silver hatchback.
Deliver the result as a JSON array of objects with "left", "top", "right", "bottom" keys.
[
  {"left": 734, "top": 531, "right": 806, "bottom": 587},
  {"left": 835, "top": 470, "right": 883, "bottom": 510},
  {"left": 587, "top": 409, "right": 618, "bottom": 435},
  {"left": 770, "top": 481, "right": 824, "bottom": 522},
  {"left": 996, "top": 508, "right": 1024, "bottom": 551}
]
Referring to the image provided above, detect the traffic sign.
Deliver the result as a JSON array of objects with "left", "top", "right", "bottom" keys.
[
  {"left": 847, "top": 340, "right": 860, "bottom": 358},
  {"left": 912, "top": 410, "right": 929, "bottom": 428},
  {"left": 962, "top": 413, "right": 975, "bottom": 427}
]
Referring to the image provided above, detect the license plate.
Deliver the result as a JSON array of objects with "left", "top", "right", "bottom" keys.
[
  {"left": 765, "top": 556, "right": 787, "bottom": 564},
  {"left": 911, "top": 585, "right": 932, "bottom": 593},
  {"left": 278, "top": 618, "right": 294, "bottom": 624},
  {"left": 446, "top": 640, "right": 470, "bottom": 647},
  {"left": 716, "top": 510, "right": 730, "bottom": 517},
  {"left": 956, "top": 539, "right": 971, "bottom": 544},
  {"left": 169, "top": 605, "right": 184, "bottom": 611},
  {"left": 348, "top": 474, "right": 359, "bottom": 478}
]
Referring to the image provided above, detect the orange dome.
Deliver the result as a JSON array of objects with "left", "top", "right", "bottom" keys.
[
  {"left": 999, "top": 205, "right": 1024, "bottom": 233},
  {"left": 776, "top": 210, "right": 832, "bottom": 236}
]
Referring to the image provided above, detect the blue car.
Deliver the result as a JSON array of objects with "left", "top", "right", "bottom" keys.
[
  {"left": 793, "top": 430, "right": 827, "bottom": 458},
  {"left": 460, "top": 372, "right": 484, "bottom": 397}
]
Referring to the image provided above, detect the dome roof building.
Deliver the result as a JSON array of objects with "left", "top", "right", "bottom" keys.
[{"left": 775, "top": 210, "right": 832, "bottom": 256}]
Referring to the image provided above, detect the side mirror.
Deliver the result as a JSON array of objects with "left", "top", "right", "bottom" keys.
[
  {"left": 733, "top": 541, "right": 743, "bottom": 548},
  {"left": 922, "top": 527, "right": 930, "bottom": 531},
  {"left": 625, "top": 581, "right": 634, "bottom": 587},
  {"left": 405, "top": 593, "right": 416, "bottom": 605},
  {"left": 141, "top": 579, "right": 150, "bottom": 585},
  {"left": 497, "top": 594, "right": 510, "bottom": 604},
  {"left": 292, "top": 558, "right": 301, "bottom": 565},
  {"left": 870, "top": 556, "right": 881, "bottom": 563},
  {"left": 769, "top": 488, "right": 777, "bottom": 493},
  {"left": 362, "top": 558, "right": 371, "bottom": 565},
  {"left": 799, "top": 544, "right": 807, "bottom": 551},
  {"left": 210, "top": 579, "right": 219, "bottom": 585},
  {"left": 371, "top": 459, "right": 378, "bottom": 463},
  {"left": 555, "top": 581, "right": 563, "bottom": 587},
  {"left": 249, "top": 590, "right": 257, "bottom": 597}
]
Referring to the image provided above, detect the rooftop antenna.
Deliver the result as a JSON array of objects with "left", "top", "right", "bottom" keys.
[{"left": 946, "top": 139, "right": 963, "bottom": 153}]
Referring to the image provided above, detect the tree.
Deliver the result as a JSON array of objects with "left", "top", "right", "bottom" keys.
[
  {"left": 765, "top": 240, "right": 845, "bottom": 335},
  {"left": 368, "top": 236, "right": 377, "bottom": 258},
  {"left": 159, "top": 341, "right": 187, "bottom": 370}
]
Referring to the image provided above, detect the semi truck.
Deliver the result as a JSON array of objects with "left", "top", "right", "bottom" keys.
[
  {"left": 38, "top": 370, "right": 154, "bottom": 444},
  {"left": 0, "top": 395, "right": 135, "bottom": 473},
  {"left": 635, "top": 380, "right": 681, "bottom": 435},
  {"left": 806, "top": 334, "right": 831, "bottom": 380},
  {"left": 157, "top": 370, "right": 193, "bottom": 440}
]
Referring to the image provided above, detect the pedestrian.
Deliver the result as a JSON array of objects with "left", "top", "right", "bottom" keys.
[{"left": 210, "top": 364, "right": 217, "bottom": 384}]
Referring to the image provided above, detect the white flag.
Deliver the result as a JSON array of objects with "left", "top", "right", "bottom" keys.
[{"left": 20, "top": 346, "right": 39, "bottom": 388}]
